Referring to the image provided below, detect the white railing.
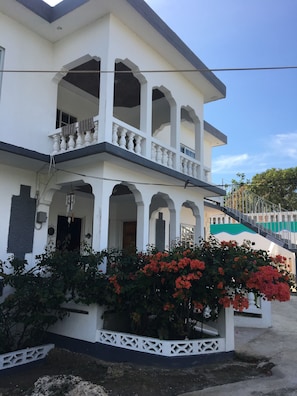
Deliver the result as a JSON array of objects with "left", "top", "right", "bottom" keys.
[
  {"left": 50, "top": 118, "right": 99, "bottom": 154},
  {"left": 151, "top": 139, "right": 176, "bottom": 169},
  {"left": 180, "top": 154, "right": 200, "bottom": 179},
  {"left": 49, "top": 116, "right": 209, "bottom": 182},
  {"left": 0, "top": 344, "right": 54, "bottom": 370},
  {"left": 112, "top": 120, "right": 146, "bottom": 156},
  {"left": 96, "top": 330, "right": 225, "bottom": 356}
]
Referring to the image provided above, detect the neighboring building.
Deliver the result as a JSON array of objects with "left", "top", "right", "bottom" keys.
[
  {"left": 0, "top": 0, "right": 227, "bottom": 268},
  {"left": 205, "top": 205, "right": 296, "bottom": 275}
]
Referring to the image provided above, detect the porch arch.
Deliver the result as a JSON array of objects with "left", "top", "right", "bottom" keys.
[
  {"left": 113, "top": 59, "right": 146, "bottom": 130},
  {"left": 108, "top": 182, "right": 145, "bottom": 251},
  {"left": 149, "top": 192, "right": 176, "bottom": 250},
  {"left": 180, "top": 200, "right": 202, "bottom": 246}
]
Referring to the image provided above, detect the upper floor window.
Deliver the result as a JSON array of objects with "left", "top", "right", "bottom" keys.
[
  {"left": 180, "top": 144, "right": 195, "bottom": 159},
  {"left": 56, "top": 109, "right": 77, "bottom": 129},
  {"left": 0, "top": 47, "right": 4, "bottom": 99}
]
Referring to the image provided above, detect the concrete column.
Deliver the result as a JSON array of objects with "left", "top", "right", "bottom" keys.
[
  {"left": 195, "top": 120, "right": 203, "bottom": 179},
  {"left": 98, "top": 55, "right": 115, "bottom": 143},
  {"left": 136, "top": 199, "right": 150, "bottom": 252},
  {"left": 140, "top": 80, "right": 153, "bottom": 157},
  {"left": 90, "top": 179, "right": 114, "bottom": 265},
  {"left": 172, "top": 102, "right": 180, "bottom": 171}
]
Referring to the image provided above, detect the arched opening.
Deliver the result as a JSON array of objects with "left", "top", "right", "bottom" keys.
[
  {"left": 180, "top": 106, "right": 200, "bottom": 160},
  {"left": 152, "top": 87, "right": 172, "bottom": 144},
  {"left": 109, "top": 183, "right": 137, "bottom": 251},
  {"left": 48, "top": 181, "right": 94, "bottom": 251},
  {"left": 56, "top": 56, "right": 100, "bottom": 129},
  {"left": 180, "top": 201, "right": 201, "bottom": 247},
  {"left": 149, "top": 193, "right": 175, "bottom": 250},
  {"left": 113, "top": 61, "right": 141, "bottom": 129}
]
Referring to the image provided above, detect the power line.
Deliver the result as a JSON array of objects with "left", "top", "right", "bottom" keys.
[{"left": 1, "top": 66, "right": 297, "bottom": 74}]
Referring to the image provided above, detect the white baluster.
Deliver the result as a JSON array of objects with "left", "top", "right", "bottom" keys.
[
  {"left": 119, "top": 128, "right": 127, "bottom": 148},
  {"left": 135, "top": 135, "right": 142, "bottom": 155},
  {"left": 188, "top": 161, "right": 193, "bottom": 177},
  {"left": 168, "top": 151, "right": 173, "bottom": 168},
  {"left": 151, "top": 143, "right": 157, "bottom": 161},
  {"left": 184, "top": 159, "right": 189, "bottom": 175},
  {"left": 93, "top": 121, "right": 98, "bottom": 143},
  {"left": 156, "top": 145, "right": 162, "bottom": 163},
  {"left": 76, "top": 131, "right": 84, "bottom": 148},
  {"left": 180, "top": 157, "right": 184, "bottom": 173},
  {"left": 68, "top": 134, "right": 75, "bottom": 150},
  {"left": 112, "top": 124, "right": 119, "bottom": 146},
  {"left": 52, "top": 134, "right": 60, "bottom": 154},
  {"left": 193, "top": 164, "right": 199, "bottom": 179},
  {"left": 127, "top": 132, "right": 135, "bottom": 152},
  {"left": 162, "top": 148, "right": 168, "bottom": 166},
  {"left": 60, "top": 135, "right": 67, "bottom": 151},
  {"left": 84, "top": 130, "right": 92, "bottom": 146}
]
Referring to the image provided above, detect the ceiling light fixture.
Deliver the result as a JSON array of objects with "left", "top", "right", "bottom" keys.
[{"left": 42, "top": 0, "right": 64, "bottom": 7}]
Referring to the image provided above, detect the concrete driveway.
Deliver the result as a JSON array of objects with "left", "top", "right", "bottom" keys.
[{"left": 180, "top": 294, "right": 297, "bottom": 396}]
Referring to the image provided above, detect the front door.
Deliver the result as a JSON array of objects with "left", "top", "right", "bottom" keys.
[
  {"left": 122, "top": 221, "right": 137, "bottom": 252},
  {"left": 56, "top": 215, "right": 81, "bottom": 251}
]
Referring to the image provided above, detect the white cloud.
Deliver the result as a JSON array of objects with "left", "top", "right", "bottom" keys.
[
  {"left": 271, "top": 132, "right": 297, "bottom": 158},
  {"left": 212, "top": 153, "right": 249, "bottom": 173}
]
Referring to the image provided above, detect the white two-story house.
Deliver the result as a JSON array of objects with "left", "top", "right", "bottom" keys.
[{"left": 0, "top": 0, "right": 227, "bottom": 268}]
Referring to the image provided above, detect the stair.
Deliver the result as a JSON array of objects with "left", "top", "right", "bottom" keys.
[{"left": 205, "top": 187, "right": 297, "bottom": 253}]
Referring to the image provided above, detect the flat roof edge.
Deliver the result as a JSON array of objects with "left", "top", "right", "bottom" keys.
[{"left": 204, "top": 121, "right": 227, "bottom": 144}]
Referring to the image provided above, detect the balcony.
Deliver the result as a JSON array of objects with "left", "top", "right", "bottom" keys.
[{"left": 49, "top": 116, "right": 209, "bottom": 182}]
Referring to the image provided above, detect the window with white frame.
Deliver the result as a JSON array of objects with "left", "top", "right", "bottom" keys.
[
  {"left": 0, "top": 47, "right": 4, "bottom": 99},
  {"left": 56, "top": 109, "right": 77, "bottom": 129},
  {"left": 180, "top": 224, "right": 195, "bottom": 247}
]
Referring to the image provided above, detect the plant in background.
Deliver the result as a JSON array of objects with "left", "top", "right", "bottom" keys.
[{"left": 0, "top": 246, "right": 107, "bottom": 353}]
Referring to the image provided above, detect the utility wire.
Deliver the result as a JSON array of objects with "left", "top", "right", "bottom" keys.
[{"left": 1, "top": 66, "right": 297, "bottom": 74}]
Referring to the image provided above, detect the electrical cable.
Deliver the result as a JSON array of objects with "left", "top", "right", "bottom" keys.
[{"left": 1, "top": 66, "right": 297, "bottom": 74}]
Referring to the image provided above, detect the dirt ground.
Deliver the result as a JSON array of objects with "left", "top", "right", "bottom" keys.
[{"left": 0, "top": 348, "right": 270, "bottom": 396}]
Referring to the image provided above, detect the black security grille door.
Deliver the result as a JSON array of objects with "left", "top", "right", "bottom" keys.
[{"left": 56, "top": 216, "right": 81, "bottom": 251}]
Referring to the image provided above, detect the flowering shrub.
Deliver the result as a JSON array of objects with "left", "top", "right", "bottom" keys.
[
  {"left": 0, "top": 238, "right": 294, "bottom": 350},
  {"left": 106, "top": 238, "right": 295, "bottom": 340}
]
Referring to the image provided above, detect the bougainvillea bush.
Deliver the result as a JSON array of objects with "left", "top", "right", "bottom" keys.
[
  {"left": 105, "top": 238, "right": 295, "bottom": 340},
  {"left": 0, "top": 238, "right": 295, "bottom": 351}
]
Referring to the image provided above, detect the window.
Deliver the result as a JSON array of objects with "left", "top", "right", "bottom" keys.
[
  {"left": 180, "top": 144, "right": 195, "bottom": 159},
  {"left": 56, "top": 109, "right": 77, "bottom": 129},
  {"left": 0, "top": 47, "right": 4, "bottom": 99}
]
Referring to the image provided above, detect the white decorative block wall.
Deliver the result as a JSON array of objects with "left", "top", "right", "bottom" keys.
[
  {"left": 96, "top": 330, "right": 226, "bottom": 357},
  {"left": 0, "top": 344, "right": 54, "bottom": 370}
]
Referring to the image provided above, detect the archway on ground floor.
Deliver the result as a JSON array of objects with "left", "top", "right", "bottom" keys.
[
  {"left": 149, "top": 193, "right": 175, "bottom": 251},
  {"left": 47, "top": 181, "right": 94, "bottom": 251},
  {"left": 108, "top": 183, "right": 141, "bottom": 252},
  {"left": 180, "top": 201, "right": 202, "bottom": 246}
]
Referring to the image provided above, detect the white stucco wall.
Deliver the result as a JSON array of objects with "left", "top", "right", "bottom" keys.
[{"left": 0, "top": 13, "right": 56, "bottom": 153}]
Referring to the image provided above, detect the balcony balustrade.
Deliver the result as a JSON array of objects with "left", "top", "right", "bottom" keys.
[{"left": 49, "top": 117, "right": 209, "bottom": 182}]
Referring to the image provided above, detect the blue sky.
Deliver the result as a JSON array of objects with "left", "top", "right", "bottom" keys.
[{"left": 145, "top": 0, "right": 297, "bottom": 187}]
